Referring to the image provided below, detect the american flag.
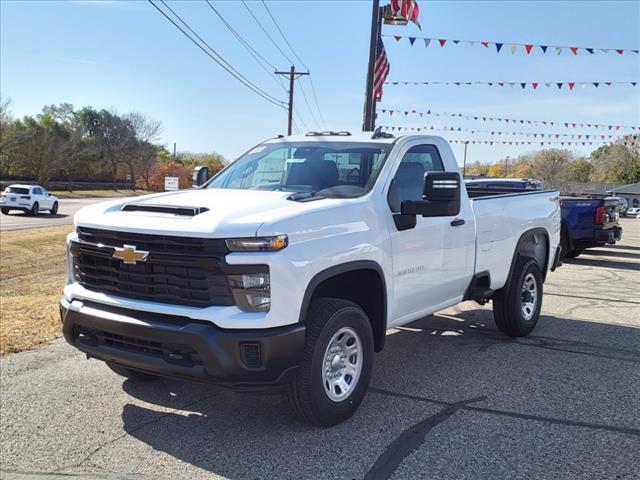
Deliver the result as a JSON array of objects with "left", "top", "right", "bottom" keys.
[
  {"left": 390, "top": 0, "right": 421, "bottom": 30},
  {"left": 373, "top": 30, "right": 389, "bottom": 99}
]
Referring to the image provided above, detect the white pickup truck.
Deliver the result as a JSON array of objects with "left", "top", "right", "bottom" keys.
[{"left": 60, "top": 132, "right": 561, "bottom": 426}]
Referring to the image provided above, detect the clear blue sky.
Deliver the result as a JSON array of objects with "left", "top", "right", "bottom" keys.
[{"left": 1, "top": 0, "right": 639, "bottom": 165}]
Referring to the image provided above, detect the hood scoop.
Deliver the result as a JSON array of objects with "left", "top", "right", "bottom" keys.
[{"left": 121, "top": 203, "right": 209, "bottom": 217}]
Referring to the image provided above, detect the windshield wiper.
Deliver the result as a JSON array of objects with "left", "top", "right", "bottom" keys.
[{"left": 286, "top": 191, "right": 326, "bottom": 202}]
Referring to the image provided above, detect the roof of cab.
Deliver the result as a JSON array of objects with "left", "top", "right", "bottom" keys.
[{"left": 264, "top": 132, "right": 443, "bottom": 145}]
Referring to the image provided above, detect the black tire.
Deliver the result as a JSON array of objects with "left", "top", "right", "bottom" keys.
[
  {"left": 284, "top": 298, "right": 374, "bottom": 426},
  {"left": 564, "top": 249, "right": 584, "bottom": 259},
  {"left": 50, "top": 202, "right": 58, "bottom": 215},
  {"left": 106, "top": 362, "right": 159, "bottom": 381},
  {"left": 1, "top": 208, "right": 9, "bottom": 215},
  {"left": 29, "top": 202, "right": 39, "bottom": 216},
  {"left": 492, "top": 256, "right": 543, "bottom": 337}
]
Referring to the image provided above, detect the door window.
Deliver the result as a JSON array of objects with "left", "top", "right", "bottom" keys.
[
  {"left": 388, "top": 144, "right": 444, "bottom": 211},
  {"left": 33, "top": 188, "right": 42, "bottom": 195}
]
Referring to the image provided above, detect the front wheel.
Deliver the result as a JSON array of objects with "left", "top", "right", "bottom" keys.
[
  {"left": 284, "top": 298, "right": 374, "bottom": 426},
  {"left": 564, "top": 249, "right": 583, "bottom": 259},
  {"left": 49, "top": 201, "right": 58, "bottom": 215},
  {"left": 492, "top": 256, "right": 543, "bottom": 337}
]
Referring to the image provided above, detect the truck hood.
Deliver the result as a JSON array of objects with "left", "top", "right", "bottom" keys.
[{"left": 74, "top": 188, "right": 332, "bottom": 238}]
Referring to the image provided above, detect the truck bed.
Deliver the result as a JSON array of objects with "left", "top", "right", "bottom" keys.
[{"left": 468, "top": 188, "right": 561, "bottom": 291}]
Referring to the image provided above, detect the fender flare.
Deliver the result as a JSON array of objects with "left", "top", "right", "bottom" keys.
[
  {"left": 505, "top": 227, "right": 550, "bottom": 287},
  {"left": 298, "top": 260, "right": 388, "bottom": 351}
]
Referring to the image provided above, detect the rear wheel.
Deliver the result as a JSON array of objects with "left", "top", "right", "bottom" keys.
[
  {"left": 1, "top": 208, "right": 9, "bottom": 215},
  {"left": 29, "top": 202, "right": 39, "bottom": 216},
  {"left": 284, "top": 298, "right": 374, "bottom": 426},
  {"left": 106, "top": 362, "right": 159, "bottom": 381},
  {"left": 49, "top": 201, "right": 58, "bottom": 215},
  {"left": 492, "top": 256, "right": 543, "bottom": 337}
]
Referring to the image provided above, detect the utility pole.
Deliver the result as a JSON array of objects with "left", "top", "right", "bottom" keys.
[
  {"left": 173, "top": 142, "right": 176, "bottom": 160},
  {"left": 463, "top": 141, "right": 469, "bottom": 177},
  {"left": 363, "top": 0, "right": 381, "bottom": 132},
  {"left": 275, "top": 65, "right": 310, "bottom": 135},
  {"left": 505, "top": 155, "right": 510, "bottom": 177}
]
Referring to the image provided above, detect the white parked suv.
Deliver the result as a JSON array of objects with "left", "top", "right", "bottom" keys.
[
  {"left": 60, "top": 132, "right": 562, "bottom": 426},
  {"left": 0, "top": 184, "right": 59, "bottom": 215}
]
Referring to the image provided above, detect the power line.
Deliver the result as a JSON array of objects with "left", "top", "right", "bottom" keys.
[
  {"left": 297, "top": 80, "right": 322, "bottom": 130},
  {"left": 148, "top": 0, "right": 285, "bottom": 107},
  {"left": 204, "top": 1, "right": 287, "bottom": 93},
  {"left": 260, "top": 0, "right": 306, "bottom": 68},
  {"left": 260, "top": 0, "right": 327, "bottom": 129},
  {"left": 241, "top": 0, "right": 294, "bottom": 65}
]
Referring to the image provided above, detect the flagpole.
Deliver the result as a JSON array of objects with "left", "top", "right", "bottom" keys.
[{"left": 363, "top": 0, "right": 381, "bottom": 132}]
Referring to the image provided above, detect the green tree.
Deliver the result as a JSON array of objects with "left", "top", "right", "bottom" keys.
[
  {"left": 563, "top": 158, "right": 594, "bottom": 182},
  {"left": 529, "top": 149, "right": 573, "bottom": 189},
  {"left": 590, "top": 142, "right": 640, "bottom": 184}
]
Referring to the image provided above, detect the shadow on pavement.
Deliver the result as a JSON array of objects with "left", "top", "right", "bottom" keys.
[
  {"left": 119, "top": 310, "right": 640, "bottom": 479},
  {"left": 581, "top": 249, "right": 640, "bottom": 260},
  {"left": 563, "top": 256, "right": 640, "bottom": 271},
  {"left": 3, "top": 212, "right": 68, "bottom": 219}
]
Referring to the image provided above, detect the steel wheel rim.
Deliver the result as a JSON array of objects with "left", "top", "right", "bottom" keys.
[
  {"left": 521, "top": 273, "right": 538, "bottom": 321},
  {"left": 322, "top": 326, "right": 363, "bottom": 402}
]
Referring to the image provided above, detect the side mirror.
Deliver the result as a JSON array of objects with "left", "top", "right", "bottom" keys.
[
  {"left": 401, "top": 171, "right": 461, "bottom": 217},
  {"left": 193, "top": 166, "right": 209, "bottom": 187}
]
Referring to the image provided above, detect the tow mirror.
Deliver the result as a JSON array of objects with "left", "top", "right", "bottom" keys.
[
  {"left": 193, "top": 166, "right": 209, "bottom": 187},
  {"left": 401, "top": 171, "right": 461, "bottom": 217}
]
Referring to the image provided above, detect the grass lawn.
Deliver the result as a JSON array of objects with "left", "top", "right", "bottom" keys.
[
  {"left": 0, "top": 225, "right": 73, "bottom": 355},
  {"left": 51, "top": 189, "right": 151, "bottom": 199}
]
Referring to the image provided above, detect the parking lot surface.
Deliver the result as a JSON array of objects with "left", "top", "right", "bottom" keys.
[
  {"left": 1, "top": 218, "right": 639, "bottom": 480},
  {"left": 0, "top": 198, "right": 120, "bottom": 231}
]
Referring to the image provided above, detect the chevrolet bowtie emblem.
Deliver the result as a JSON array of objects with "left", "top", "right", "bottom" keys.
[{"left": 112, "top": 245, "right": 149, "bottom": 265}]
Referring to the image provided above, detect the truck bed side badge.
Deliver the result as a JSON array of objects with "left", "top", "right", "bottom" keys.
[{"left": 112, "top": 245, "right": 149, "bottom": 265}]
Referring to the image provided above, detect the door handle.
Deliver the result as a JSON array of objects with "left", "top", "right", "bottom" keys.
[{"left": 450, "top": 218, "right": 465, "bottom": 227}]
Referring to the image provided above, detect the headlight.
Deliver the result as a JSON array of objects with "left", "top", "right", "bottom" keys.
[
  {"left": 228, "top": 271, "right": 271, "bottom": 312},
  {"left": 225, "top": 235, "right": 288, "bottom": 252},
  {"left": 66, "top": 242, "right": 76, "bottom": 284}
]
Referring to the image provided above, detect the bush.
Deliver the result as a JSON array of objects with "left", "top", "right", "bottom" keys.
[{"left": 137, "top": 162, "right": 192, "bottom": 192}]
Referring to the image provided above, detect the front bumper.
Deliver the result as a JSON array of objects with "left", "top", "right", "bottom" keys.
[{"left": 60, "top": 299, "right": 305, "bottom": 390}]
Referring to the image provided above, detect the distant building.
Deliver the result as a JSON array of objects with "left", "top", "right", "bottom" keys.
[{"left": 609, "top": 183, "right": 640, "bottom": 208}]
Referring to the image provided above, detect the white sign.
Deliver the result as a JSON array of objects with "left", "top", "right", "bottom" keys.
[{"left": 164, "top": 176, "right": 179, "bottom": 191}]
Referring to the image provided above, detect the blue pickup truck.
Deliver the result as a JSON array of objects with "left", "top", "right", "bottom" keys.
[
  {"left": 558, "top": 196, "right": 622, "bottom": 258},
  {"left": 465, "top": 178, "right": 622, "bottom": 258}
]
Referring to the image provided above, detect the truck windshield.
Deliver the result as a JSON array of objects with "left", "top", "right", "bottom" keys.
[{"left": 206, "top": 141, "right": 392, "bottom": 198}]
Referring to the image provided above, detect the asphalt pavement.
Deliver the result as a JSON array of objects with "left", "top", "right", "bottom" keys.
[
  {"left": 1, "top": 218, "right": 639, "bottom": 480},
  {"left": 0, "top": 198, "right": 122, "bottom": 231}
]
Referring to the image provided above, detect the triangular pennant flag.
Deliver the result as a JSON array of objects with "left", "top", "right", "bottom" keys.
[
  {"left": 570, "top": 47, "right": 579, "bottom": 55},
  {"left": 586, "top": 48, "right": 594, "bottom": 54},
  {"left": 520, "top": 83, "right": 526, "bottom": 89},
  {"left": 495, "top": 43, "right": 503, "bottom": 53},
  {"left": 468, "top": 41, "right": 476, "bottom": 47},
  {"left": 540, "top": 45, "right": 548, "bottom": 53},
  {"left": 532, "top": 82, "right": 539, "bottom": 90},
  {"left": 394, "top": 35, "right": 402, "bottom": 42},
  {"left": 409, "top": 37, "right": 416, "bottom": 46},
  {"left": 633, "top": 50, "right": 639, "bottom": 54},
  {"left": 556, "top": 47, "right": 563, "bottom": 55},
  {"left": 616, "top": 49, "right": 624, "bottom": 55},
  {"left": 593, "top": 82, "right": 599, "bottom": 88},
  {"left": 438, "top": 39, "right": 447, "bottom": 47},
  {"left": 511, "top": 44, "right": 517, "bottom": 54},
  {"left": 525, "top": 44, "right": 533, "bottom": 54},
  {"left": 569, "top": 82, "right": 575, "bottom": 90},
  {"left": 633, "top": 82, "right": 638, "bottom": 86},
  {"left": 453, "top": 40, "right": 460, "bottom": 45},
  {"left": 498, "top": 82, "right": 504, "bottom": 87},
  {"left": 557, "top": 83, "right": 563, "bottom": 89},
  {"left": 545, "top": 82, "right": 551, "bottom": 87},
  {"left": 601, "top": 48, "right": 609, "bottom": 53},
  {"left": 481, "top": 41, "right": 489, "bottom": 48},
  {"left": 424, "top": 38, "right": 431, "bottom": 48}
]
